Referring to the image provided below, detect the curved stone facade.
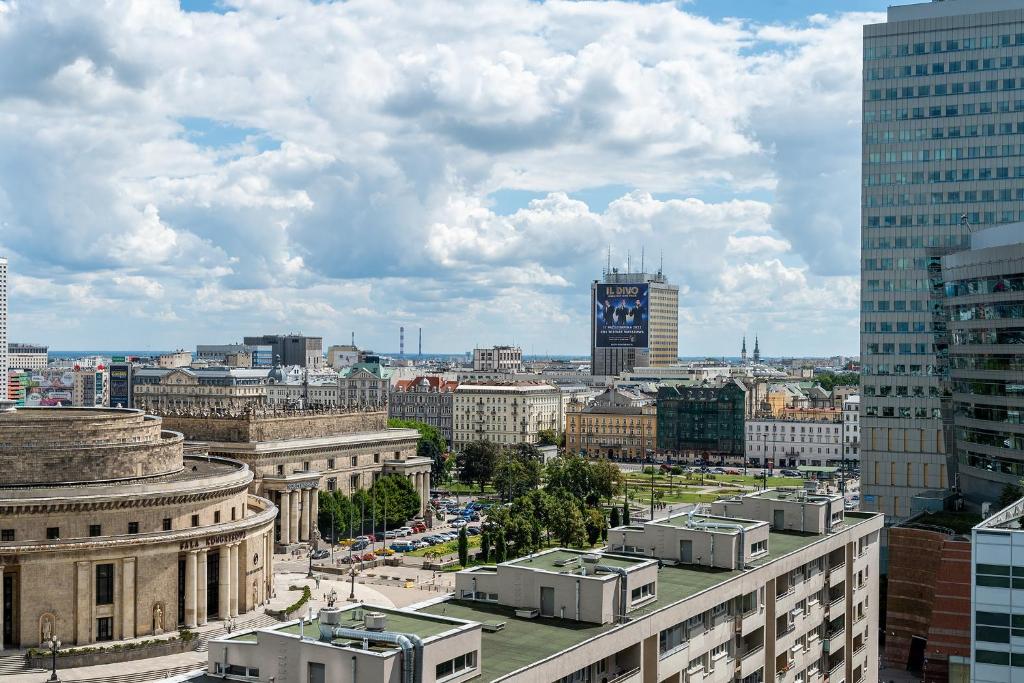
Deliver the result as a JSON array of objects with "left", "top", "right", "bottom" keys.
[
  {"left": 0, "top": 407, "right": 276, "bottom": 650},
  {"left": 0, "top": 408, "right": 182, "bottom": 485}
]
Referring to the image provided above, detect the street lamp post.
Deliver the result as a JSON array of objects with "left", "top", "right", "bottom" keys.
[{"left": 47, "top": 635, "right": 61, "bottom": 682}]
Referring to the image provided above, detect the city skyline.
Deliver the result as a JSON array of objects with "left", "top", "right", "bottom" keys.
[{"left": 0, "top": 0, "right": 917, "bottom": 356}]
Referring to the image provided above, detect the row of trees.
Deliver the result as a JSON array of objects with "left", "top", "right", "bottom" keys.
[
  {"left": 472, "top": 453, "right": 626, "bottom": 562},
  {"left": 316, "top": 474, "right": 421, "bottom": 540}
]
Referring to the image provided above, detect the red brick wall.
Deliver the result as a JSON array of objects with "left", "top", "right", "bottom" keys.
[{"left": 885, "top": 527, "right": 971, "bottom": 683}]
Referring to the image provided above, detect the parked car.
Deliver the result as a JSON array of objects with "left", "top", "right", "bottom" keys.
[
  {"left": 780, "top": 469, "right": 801, "bottom": 478},
  {"left": 725, "top": 468, "right": 740, "bottom": 475},
  {"left": 414, "top": 540, "right": 430, "bottom": 549},
  {"left": 390, "top": 541, "right": 417, "bottom": 553},
  {"left": 350, "top": 540, "right": 369, "bottom": 551},
  {"left": 466, "top": 526, "right": 481, "bottom": 536},
  {"left": 451, "top": 519, "right": 468, "bottom": 528},
  {"left": 399, "top": 526, "right": 415, "bottom": 536},
  {"left": 384, "top": 530, "right": 398, "bottom": 539},
  {"left": 311, "top": 549, "right": 330, "bottom": 560},
  {"left": 412, "top": 522, "right": 427, "bottom": 533}
]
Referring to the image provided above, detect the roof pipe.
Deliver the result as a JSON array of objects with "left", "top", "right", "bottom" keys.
[
  {"left": 597, "top": 564, "right": 628, "bottom": 623},
  {"left": 320, "top": 625, "right": 417, "bottom": 683}
]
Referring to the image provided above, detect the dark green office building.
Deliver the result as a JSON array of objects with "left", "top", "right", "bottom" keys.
[{"left": 657, "top": 380, "right": 746, "bottom": 460}]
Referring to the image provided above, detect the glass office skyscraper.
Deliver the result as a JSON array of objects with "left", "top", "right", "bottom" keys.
[{"left": 861, "top": 0, "right": 1024, "bottom": 520}]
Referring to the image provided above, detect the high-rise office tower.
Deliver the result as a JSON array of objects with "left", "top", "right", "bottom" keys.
[
  {"left": 861, "top": 0, "right": 1024, "bottom": 520},
  {"left": 0, "top": 257, "right": 7, "bottom": 384},
  {"left": 591, "top": 267, "right": 678, "bottom": 375}
]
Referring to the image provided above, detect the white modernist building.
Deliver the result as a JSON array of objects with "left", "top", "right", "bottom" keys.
[{"left": 972, "top": 495, "right": 1024, "bottom": 683}]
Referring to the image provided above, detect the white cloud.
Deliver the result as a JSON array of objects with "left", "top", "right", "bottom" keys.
[{"left": 0, "top": 0, "right": 878, "bottom": 355}]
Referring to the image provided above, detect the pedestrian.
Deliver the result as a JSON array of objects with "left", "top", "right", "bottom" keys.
[{"left": 315, "top": 575, "right": 321, "bottom": 590}]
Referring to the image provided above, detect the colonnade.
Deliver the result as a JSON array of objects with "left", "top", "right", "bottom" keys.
[
  {"left": 277, "top": 486, "right": 319, "bottom": 546},
  {"left": 183, "top": 541, "right": 243, "bottom": 628}
]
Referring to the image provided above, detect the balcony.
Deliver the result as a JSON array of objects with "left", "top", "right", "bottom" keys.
[
  {"left": 739, "top": 643, "right": 765, "bottom": 677},
  {"left": 828, "top": 563, "right": 846, "bottom": 586},
  {"left": 607, "top": 667, "right": 641, "bottom": 683}
]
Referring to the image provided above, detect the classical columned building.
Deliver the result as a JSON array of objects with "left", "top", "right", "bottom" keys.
[
  {"left": 0, "top": 406, "right": 276, "bottom": 650},
  {"left": 159, "top": 408, "right": 430, "bottom": 550}
]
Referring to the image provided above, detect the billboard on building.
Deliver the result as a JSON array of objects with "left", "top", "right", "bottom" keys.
[
  {"left": 109, "top": 363, "right": 132, "bottom": 408},
  {"left": 594, "top": 283, "right": 649, "bottom": 348}
]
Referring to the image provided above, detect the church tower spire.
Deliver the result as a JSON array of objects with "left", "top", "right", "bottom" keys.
[
  {"left": 741, "top": 336, "right": 747, "bottom": 362},
  {"left": 753, "top": 335, "right": 761, "bottom": 363}
]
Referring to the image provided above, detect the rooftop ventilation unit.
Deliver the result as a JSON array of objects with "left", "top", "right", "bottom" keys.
[
  {"left": 364, "top": 612, "right": 388, "bottom": 631},
  {"left": 582, "top": 554, "right": 600, "bottom": 564}
]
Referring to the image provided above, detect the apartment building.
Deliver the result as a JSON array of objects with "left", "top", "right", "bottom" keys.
[
  {"left": 745, "top": 417, "right": 846, "bottom": 469},
  {"left": 389, "top": 376, "right": 458, "bottom": 446},
  {"left": 452, "top": 382, "right": 562, "bottom": 449},
  {"left": 7, "top": 343, "right": 47, "bottom": 371},
  {"left": 472, "top": 346, "right": 523, "bottom": 373},
  {"left": 198, "top": 489, "right": 882, "bottom": 683},
  {"left": 565, "top": 387, "right": 657, "bottom": 459}
]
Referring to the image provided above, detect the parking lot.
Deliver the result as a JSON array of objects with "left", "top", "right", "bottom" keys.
[{"left": 309, "top": 497, "right": 490, "bottom": 565}]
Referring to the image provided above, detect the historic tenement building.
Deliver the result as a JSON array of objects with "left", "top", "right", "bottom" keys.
[
  {"left": 0, "top": 406, "right": 276, "bottom": 649},
  {"left": 389, "top": 375, "right": 457, "bottom": 446},
  {"left": 159, "top": 408, "right": 430, "bottom": 549}
]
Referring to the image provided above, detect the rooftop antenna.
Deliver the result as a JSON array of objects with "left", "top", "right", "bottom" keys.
[
  {"left": 627, "top": 250, "right": 631, "bottom": 274},
  {"left": 659, "top": 251, "right": 664, "bottom": 276},
  {"left": 641, "top": 246, "right": 645, "bottom": 274},
  {"left": 606, "top": 245, "right": 611, "bottom": 276},
  {"left": 351, "top": 331, "right": 354, "bottom": 347}
]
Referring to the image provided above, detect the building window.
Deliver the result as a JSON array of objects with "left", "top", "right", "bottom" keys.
[
  {"left": 88, "top": 524, "right": 102, "bottom": 537},
  {"left": 128, "top": 522, "right": 139, "bottom": 534},
  {"left": 276, "top": 464, "right": 284, "bottom": 475},
  {"left": 436, "top": 651, "right": 477, "bottom": 680},
  {"left": 162, "top": 518, "right": 172, "bottom": 531},
  {"left": 327, "top": 477, "right": 337, "bottom": 491},
  {"left": 191, "top": 514, "right": 199, "bottom": 528},
  {"left": 46, "top": 527, "right": 60, "bottom": 540},
  {"left": 96, "top": 564, "right": 114, "bottom": 605},
  {"left": 231, "top": 507, "right": 237, "bottom": 521},
  {"left": 96, "top": 616, "right": 113, "bottom": 642},
  {"left": 351, "top": 456, "right": 358, "bottom": 467},
  {"left": 327, "top": 458, "right": 335, "bottom": 469},
  {"left": 631, "top": 582, "right": 655, "bottom": 602},
  {"left": 374, "top": 453, "right": 381, "bottom": 463},
  {"left": 0, "top": 529, "right": 13, "bottom": 542},
  {"left": 214, "top": 511, "right": 221, "bottom": 524}
]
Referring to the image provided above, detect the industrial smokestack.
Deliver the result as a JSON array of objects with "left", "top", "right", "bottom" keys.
[
  {"left": 400, "top": 326, "right": 404, "bottom": 356},
  {"left": 418, "top": 328, "right": 422, "bottom": 357}
]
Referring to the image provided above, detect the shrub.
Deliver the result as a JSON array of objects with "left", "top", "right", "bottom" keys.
[{"left": 285, "top": 586, "right": 312, "bottom": 616}]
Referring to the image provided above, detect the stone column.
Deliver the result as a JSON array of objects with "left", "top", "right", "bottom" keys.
[
  {"left": 0, "top": 564, "right": 4, "bottom": 650},
  {"left": 121, "top": 557, "right": 136, "bottom": 639},
  {"left": 279, "top": 490, "right": 291, "bottom": 545},
  {"left": 289, "top": 490, "right": 300, "bottom": 545},
  {"left": 218, "top": 545, "right": 232, "bottom": 621},
  {"left": 197, "top": 550, "right": 208, "bottom": 626},
  {"left": 299, "top": 488, "right": 310, "bottom": 542},
  {"left": 75, "top": 561, "right": 91, "bottom": 645},
  {"left": 229, "top": 543, "right": 240, "bottom": 617},
  {"left": 184, "top": 551, "right": 198, "bottom": 629},
  {"left": 310, "top": 487, "right": 319, "bottom": 541}
]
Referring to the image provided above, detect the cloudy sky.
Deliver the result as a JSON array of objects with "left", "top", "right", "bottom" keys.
[{"left": 0, "top": 0, "right": 900, "bottom": 357}]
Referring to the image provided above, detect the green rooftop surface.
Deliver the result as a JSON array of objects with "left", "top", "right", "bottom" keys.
[
  {"left": 507, "top": 549, "right": 647, "bottom": 573},
  {"left": 659, "top": 513, "right": 763, "bottom": 530},
  {"left": 418, "top": 600, "right": 613, "bottom": 681},
  {"left": 748, "top": 489, "right": 837, "bottom": 502}
]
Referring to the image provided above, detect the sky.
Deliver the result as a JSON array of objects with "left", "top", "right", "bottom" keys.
[{"left": 0, "top": 0, "right": 912, "bottom": 357}]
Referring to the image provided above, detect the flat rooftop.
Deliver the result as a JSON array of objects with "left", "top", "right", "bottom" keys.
[
  {"left": 415, "top": 517, "right": 878, "bottom": 681},
  {"left": 657, "top": 513, "right": 764, "bottom": 531},
  {"left": 746, "top": 489, "right": 838, "bottom": 503},
  {"left": 227, "top": 608, "right": 462, "bottom": 650},
  {"left": 506, "top": 549, "right": 649, "bottom": 574}
]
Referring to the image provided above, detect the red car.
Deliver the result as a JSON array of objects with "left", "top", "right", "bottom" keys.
[{"left": 412, "top": 522, "right": 427, "bottom": 533}]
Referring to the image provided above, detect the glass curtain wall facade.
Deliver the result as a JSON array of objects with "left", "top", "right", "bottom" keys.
[{"left": 861, "top": 0, "right": 1024, "bottom": 520}]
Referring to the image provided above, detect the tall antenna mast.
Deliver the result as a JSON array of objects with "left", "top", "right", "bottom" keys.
[
  {"left": 641, "top": 246, "right": 645, "bottom": 274},
  {"left": 627, "top": 250, "right": 631, "bottom": 273},
  {"left": 606, "top": 245, "right": 611, "bottom": 275}
]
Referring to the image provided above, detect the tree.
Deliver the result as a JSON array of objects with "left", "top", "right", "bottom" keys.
[
  {"left": 389, "top": 419, "right": 451, "bottom": 485},
  {"left": 480, "top": 530, "right": 491, "bottom": 563},
  {"left": 998, "top": 483, "right": 1024, "bottom": 510},
  {"left": 456, "top": 440, "right": 500, "bottom": 493},
  {"left": 545, "top": 453, "right": 594, "bottom": 502},
  {"left": 547, "top": 492, "right": 587, "bottom": 547},
  {"left": 493, "top": 449, "right": 543, "bottom": 501},
  {"left": 584, "top": 508, "right": 606, "bottom": 547},
  {"left": 591, "top": 459, "right": 625, "bottom": 504},
  {"left": 622, "top": 498, "right": 631, "bottom": 526},
  {"left": 457, "top": 526, "right": 469, "bottom": 566},
  {"left": 816, "top": 372, "right": 860, "bottom": 392},
  {"left": 609, "top": 505, "right": 621, "bottom": 530},
  {"left": 537, "top": 429, "right": 559, "bottom": 447},
  {"left": 369, "top": 474, "right": 421, "bottom": 529},
  {"left": 494, "top": 530, "right": 507, "bottom": 563}
]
